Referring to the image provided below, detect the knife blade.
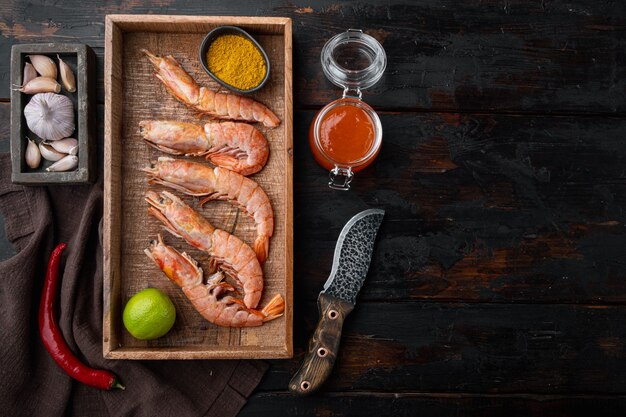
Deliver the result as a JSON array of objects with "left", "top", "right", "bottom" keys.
[{"left": 289, "top": 209, "right": 385, "bottom": 395}]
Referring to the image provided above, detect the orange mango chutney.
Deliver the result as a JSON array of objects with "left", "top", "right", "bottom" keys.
[{"left": 309, "top": 99, "right": 379, "bottom": 172}]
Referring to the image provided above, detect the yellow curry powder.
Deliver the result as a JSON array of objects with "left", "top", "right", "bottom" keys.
[{"left": 206, "top": 34, "right": 267, "bottom": 90}]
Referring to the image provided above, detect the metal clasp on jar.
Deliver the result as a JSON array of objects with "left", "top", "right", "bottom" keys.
[
  {"left": 342, "top": 87, "right": 362, "bottom": 100},
  {"left": 328, "top": 166, "right": 354, "bottom": 190}
]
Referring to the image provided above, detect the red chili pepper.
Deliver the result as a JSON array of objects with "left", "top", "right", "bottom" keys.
[{"left": 39, "top": 243, "right": 125, "bottom": 391}]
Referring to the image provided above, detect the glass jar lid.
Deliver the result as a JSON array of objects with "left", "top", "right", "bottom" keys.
[{"left": 321, "top": 29, "right": 387, "bottom": 95}]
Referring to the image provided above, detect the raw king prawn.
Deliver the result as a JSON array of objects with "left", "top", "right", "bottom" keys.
[
  {"left": 145, "top": 234, "right": 284, "bottom": 328},
  {"left": 142, "top": 49, "right": 280, "bottom": 128},
  {"left": 139, "top": 119, "right": 269, "bottom": 176},
  {"left": 145, "top": 190, "right": 264, "bottom": 309},
  {"left": 143, "top": 158, "right": 274, "bottom": 264}
]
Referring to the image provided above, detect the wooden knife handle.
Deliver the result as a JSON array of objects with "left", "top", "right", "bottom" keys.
[{"left": 289, "top": 293, "right": 354, "bottom": 395}]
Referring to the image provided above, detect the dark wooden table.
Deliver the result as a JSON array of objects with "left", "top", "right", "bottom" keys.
[{"left": 2, "top": 1, "right": 626, "bottom": 415}]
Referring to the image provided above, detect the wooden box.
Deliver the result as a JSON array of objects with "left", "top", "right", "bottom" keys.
[
  {"left": 10, "top": 43, "right": 96, "bottom": 184},
  {"left": 103, "top": 15, "right": 292, "bottom": 359}
]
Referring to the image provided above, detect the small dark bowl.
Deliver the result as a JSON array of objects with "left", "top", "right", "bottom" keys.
[{"left": 199, "top": 26, "right": 270, "bottom": 94}]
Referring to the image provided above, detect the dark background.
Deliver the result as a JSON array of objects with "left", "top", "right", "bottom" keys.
[{"left": 2, "top": 1, "right": 626, "bottom": 415}]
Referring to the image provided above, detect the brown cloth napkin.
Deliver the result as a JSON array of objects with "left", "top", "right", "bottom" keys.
[{"left": 0, "top": 153, "right": 267, "bottom": 416}]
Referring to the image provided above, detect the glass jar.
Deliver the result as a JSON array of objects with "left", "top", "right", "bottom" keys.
[{"left": 309, "top": 29, "right": 387, "bottom": 190}]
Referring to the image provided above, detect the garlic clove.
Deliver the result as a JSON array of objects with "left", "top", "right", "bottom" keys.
[
  {"left": 57, "top": 55, "right": 76, "bottom": 93},
  {"left": 19, "top": 77, "right": 61, "bottom": 94},
  {"left": 23, "top": 93, "right": 74, "bottom": 141},
  {"left": 44, "top": 138, "right": 78, "bottom": 154},
  {"left": 25, "top": 138, "right": 41, "bottom": 169},
  {"left": 28, "top": 55, "right": 57, "bottom": 79},
  {"left": 39, "top": 142, "right": 66, "bottom": 161},
  {"left": 22, "top": 63, "right": 37, "bottom": 87},
  {"left": 46, "top": 155, "right": 78, "bottom": 172}
]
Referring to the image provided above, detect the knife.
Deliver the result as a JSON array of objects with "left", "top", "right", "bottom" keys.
[{"left": 289, "top": 208, "right": 385, "bottom": 395}]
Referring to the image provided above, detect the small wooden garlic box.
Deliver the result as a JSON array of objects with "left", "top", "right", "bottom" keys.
[{"left": 11, "top": 43, "right": 96, "bottom": 185}]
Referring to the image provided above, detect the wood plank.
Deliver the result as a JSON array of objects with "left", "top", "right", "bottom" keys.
[
  {"left": 283, "top": 17, "right": 294, "bottom": 359},
  {"left": 1, "top": 1, "right": 626, "bottom": 113},
  {"left": 103, "top": 16, "right": 292, "bottom": 359},
  {"left": 0, "top": 102, "right": 10, "bottom": 152},
  {"left": 102, "top": 14, "right": 124, "bottom": 359},
  {"left": 241, "top": 392, "right": 626, "bottom": 417},
  {"left": 259, "top": 301, "right": 626, "bottom": 394},
  {"left": 111, "top": 14, "right": 290, "bottom": 34},
  {"left": 0, "top": 105, "right": 15, "bottom": 260},
  {"left": 292, "top": 111, "right": 626, "bottom": 303}
]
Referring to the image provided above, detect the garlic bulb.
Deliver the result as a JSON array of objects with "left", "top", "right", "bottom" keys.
[
  {"left": 23, "top": 93, "right": 74, "bottom": 141},
  {"left": 57, "top": 55, "right": 76, "bottom": 93},
  {"left": 25, "top": 138, "right": 41, "bottom": 169},
  {"left": 28, "top": 55, "right": 57, "bottom": 79}
]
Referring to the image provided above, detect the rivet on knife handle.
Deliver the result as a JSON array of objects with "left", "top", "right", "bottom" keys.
[{"left": 288, "top": 293, "right": 354, "bottom": 394}]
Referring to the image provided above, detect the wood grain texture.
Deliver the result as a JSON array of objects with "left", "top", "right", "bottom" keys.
[
  {"left": 1, "top": 1, "right": 626, "bottom": 113},
  {"left": 2, "top": 0, "right": 626, "bottom": 414},
  {"left": 262, "top": 301, "right": 626, "bottom": 394},
  {"left": 292, "top": 111, "right": 626, "bottom": 303},
  {"left": 103, "top": 14, "right": 124, "bottom": 358},
  {"left": 289, "top": 293, "right": 354, "bottom": 394},
  {"left": 103, "top": 15, "right": 292, "bottom": 359},
  {"left": 240, "top": 392, "right": 626, "bottom": 417}
]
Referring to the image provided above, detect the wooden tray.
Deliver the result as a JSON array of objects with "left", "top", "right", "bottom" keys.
[{"left": 103, "top": 15, "right": 292, "bottom": 359}]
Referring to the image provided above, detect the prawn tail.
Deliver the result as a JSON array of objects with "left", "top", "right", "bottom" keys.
[
  {"left": 262, "top": 111, "right": 281, "bottom": 129},
  {"left": 253, "top": 235, "right": 270, "bottom": 264},
  {"left": 261, "top": 294, "right": 285, "bottom": 322}
]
